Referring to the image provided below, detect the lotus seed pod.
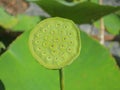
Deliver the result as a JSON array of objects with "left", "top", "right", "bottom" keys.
[{"left": 29, "top": 17, "right": 81, "bottom": 69}]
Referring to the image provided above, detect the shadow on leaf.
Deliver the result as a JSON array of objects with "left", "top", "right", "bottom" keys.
[
  {"left": 113, "top": 55, "right": 120, "bottom": 67},
  {"left": 0, "top": 80, "right": 5, "bottom": 90}
]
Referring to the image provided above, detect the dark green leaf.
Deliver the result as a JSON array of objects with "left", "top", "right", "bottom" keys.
[{"left": 29, "top": 0, "right": 120, "bottom": 24}]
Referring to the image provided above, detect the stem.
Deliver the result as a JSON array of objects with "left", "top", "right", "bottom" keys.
[
  {"left": 99, "top": 0, "right": 105, "bottom": 44},
  {"left": 59, "top": 68, "right": 64, "bottom": 90},
  {"left": 100, "top": 18, "right": 105, "bottom": 44}
]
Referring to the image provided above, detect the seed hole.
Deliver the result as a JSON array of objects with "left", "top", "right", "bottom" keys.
[
  {"left": 64, "top": 25, "right": 67, "bottom": 28},
  {"left": 36, "top": 33, "right": 41, "bottom": 37},
  {"left": 70, "top": 41, "right": 73, "bottom": 44},
  {"left": 56, "top": 23, "right": 60, "bottom": 26},
  {"left": 67, "top": 48, "right": 72, "bottom": 52},
  {"left": 52, "top": 50, "right": 56, "bottom": 54},
  {"left": 52, "top": 50, "right": 59, "bottom": 55},
  {"left": 43, "top": 29, "right": 47, "bottom": 32},
  {"left": 54, "top": 38, "right": 59, "bottom": 42},
  {"left": 60, "top": 44, "right": 66, "bottom": 49},
  {"left": 68, "top": 32, "right": 72, "bottom": 36},
  {"left": 37, "top": 47, "right": 41, "bottom": 51},
  {"left": 35, "top": 40, "right": 40, "bottom": 44},
  {"left": 51, "top": 44, "right": 54, "bottom": 48},
  {"left": 43, "top": 42, "right": 47, "bottom": 47},
  {"left": 55, "top": 57, "right": 58, "bottom": 60},
  {"left": 42, "top": 52, "right": 46, "bottom": 55},
  {"left": 47, "top": 56, "right": 51, "bottom": 60},
  {"left": 61, "top": 45, "right": 64, "bottom": 48},
  {"left": 69, "top": 33, "right": 72, "bottom": 35},
  {"left": 63, "top": 37, "right": 67, "bottom": 40},
  {"left": 60, "top": 30, "right": 63, "bottom": 33},
  {"left": 32, "top": 39, "right": 34, "bottom": 42}
]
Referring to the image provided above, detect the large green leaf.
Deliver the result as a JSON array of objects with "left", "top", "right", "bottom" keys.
[
  {"left": 29, "top": 0, "right": 120, "bottom": 24},
  {"left": 12, "top": 14, "right": 40, "bottom": 31},
  {"left": 94, "top": 14, "right": 120, "bottom": 35},
  {"left": 64, "top": 31, "right": 120, "bottom": 90},
  {"left": 0, "top": 28, "right": 120, "bottom": 89},
  {"left": 0, "top": 7, "right": 40, "bottom": 31},
  {"left": 0, "top": 30, "right": 60, "bottom": 90}
]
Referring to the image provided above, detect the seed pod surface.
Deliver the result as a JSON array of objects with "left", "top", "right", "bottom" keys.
[{"left": 29, "top": 17, "right": 81, "bottom": 69}]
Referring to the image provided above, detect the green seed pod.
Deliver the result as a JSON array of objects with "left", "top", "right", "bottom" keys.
[{"left": 29, "top": 17, "right": 81, "bottom": 69}]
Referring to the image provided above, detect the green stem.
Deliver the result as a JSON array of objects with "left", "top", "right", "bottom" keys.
[
  {"left": 99, "top": 0, "right": 105, "bottom": 44},
  {"left": 59, "top": 68, "right": 64, "bottom": 90}
]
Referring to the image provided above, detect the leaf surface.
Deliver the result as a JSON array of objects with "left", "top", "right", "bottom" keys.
[
  {"left": 0, "top": 30, "right": 60, "bottom": 90},
  {"left": 64, "top": 31, "right": 120, "bottom": 90},
  {"left": 30, "top": 0, "right": 120, "bottom": 24},
  {"left": 0, "top": 29, "right": 120, "bottom": 89}
]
